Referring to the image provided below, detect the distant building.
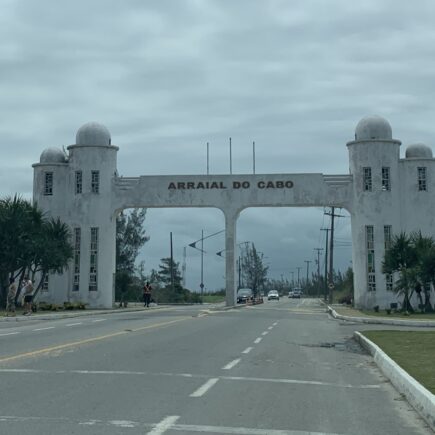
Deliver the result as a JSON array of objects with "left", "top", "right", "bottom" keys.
[{"left": 33, "top": 116, "right": 434, "bottom": 309}]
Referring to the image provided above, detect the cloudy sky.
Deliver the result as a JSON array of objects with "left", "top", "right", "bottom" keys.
[{"left": 2, "top": 0, "right": 435, "bottom": 292}]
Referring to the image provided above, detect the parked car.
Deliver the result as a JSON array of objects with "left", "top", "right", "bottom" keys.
[
  {"left": 237, "top": 288, "right": 253, "bottom": 303},
  {"left": 267, "top": 290, "right": 279, "bottom": 301}
]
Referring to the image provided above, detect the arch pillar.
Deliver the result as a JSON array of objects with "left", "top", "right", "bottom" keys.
[{"left": 224, "top": 209, "right": 240, "bottom": 307}]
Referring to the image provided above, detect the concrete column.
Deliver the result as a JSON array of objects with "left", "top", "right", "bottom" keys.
[{"left": 224, "top": 209, "right": 239, "bottom": 307}]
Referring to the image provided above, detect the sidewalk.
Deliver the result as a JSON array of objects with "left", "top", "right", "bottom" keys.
[{"left": 328, "top": 304, "right": 435, "bottom": 432}]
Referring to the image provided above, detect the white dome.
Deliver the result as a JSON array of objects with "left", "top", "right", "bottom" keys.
[
  {"left": 355, "top": 115, "right": 392, "bottom": 141},
  {"left": 40, "top": 147, "right": 67, "bottom": 164},
  {"left": 76, "top": 122, "right": 111, "bottom": 146},
  {"left": 405, "top": 143, "right": 433, "bottom": 159}
]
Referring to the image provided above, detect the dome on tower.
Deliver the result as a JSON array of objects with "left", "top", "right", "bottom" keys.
[
  {"left": 355, "top": 115, "right": 392, "bottom": 141},
  {"left": 40, "top": 147, "right": 67, "bottom": 164},
  {"left": 76, "top": 122, "right": 111, "bottom": 146},
  {"left": 405, "top": 143, "right": 433, "bottom": 159}
]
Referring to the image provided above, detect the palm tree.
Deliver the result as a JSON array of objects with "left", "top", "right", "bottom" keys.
[{"left": 383, "top": 232, "right": 416, "bottom": 312}]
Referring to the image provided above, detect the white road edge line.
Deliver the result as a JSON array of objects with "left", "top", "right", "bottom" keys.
[
  {"left": 65, "top": 323, "right": 82, "bottom": 327},
  {"left": 222, "top": 358, "right": 241, "bottom": 370},
  {"left": 190, "top": 378, "right": 219, "bottom": 397},
  {"left": 242, "top": 347, "right": 253, "bottom": 354},
  {"left": 0, "top": 332, "right": 20, "bottom": 336},
  {"left": 33, "top": 327, "right": 55, "bottom": 331},
  {"left": 92, "top": 319, "right": 106, "bottom": 322},
  {"left": 254, "top": 337, "right": 262, "bottom": 344},
  {"left": 147, "top": 415, "right": 180, "bottom": 434}
]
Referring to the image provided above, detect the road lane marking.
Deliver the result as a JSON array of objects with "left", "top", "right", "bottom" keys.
[
  {"left": 65, "top": 322, "right": 82, "bottom": 327},
  {"left": 0, "top": 317, "right": 190, "bottom": 364},
  {"left": 268, "top": 326, "right": 273, "bottom": 330},
  {"left": 242, "top": 347, "right": 253, "bottom": 354},
  {"left": 262, "top": 331, "right": 269, "bottom": 336},
  {"left": 33, "top": 327, "right": 55, "bottom": 331},
  {"left": 222, "top": 375, "right": 381, "bottom": 389},
  {"left": 190, "top": 378, "right": 219, "bottom": 397},
  {"left": 222, "top": 358, "right": 241, "bottom": 370},
  {"left": 147, "top": 415, "right": 180, "bottom": 434},
  {"left": 0, "top": 415, "right": 342, "bottom": 434},
  {"left": 92, "top": 319, "right": 106, "bottom": 322},
  {"left": 0, "top": 332, "right": 20, "bottom": 337},
  {"left": 0, "top": 369, "right": 381, "bottom": 390},
  {"left": 273, "top": 322, "right": 278, "bottom": 326},
  {"left": 254, "top": 337, "right": 262, "bottom": 344}
]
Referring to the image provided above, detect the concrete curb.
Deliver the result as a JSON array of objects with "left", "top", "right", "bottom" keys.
[
  {"left": 0, "top": 305, "right": 169, "bottom": 322},
  {"left": 354, "top": 331, "right": 435, "bottom": 432},
  {"left": 328, "top": 306, "right": 435, "bottom": 327}
]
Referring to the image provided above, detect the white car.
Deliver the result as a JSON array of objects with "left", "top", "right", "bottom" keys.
[{"left": 267, "top": 290, "right": 279, "bottom": 301}]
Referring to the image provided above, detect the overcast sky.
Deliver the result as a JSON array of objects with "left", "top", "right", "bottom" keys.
[{"left": 2, "top": 0, "right": 435, "bottom": 292}]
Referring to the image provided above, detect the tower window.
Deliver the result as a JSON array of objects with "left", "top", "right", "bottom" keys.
[
  {"left": 366, "top": 225, "right": 376, "bottom": 291},
  {"left": 41, "top": 274, "right": 49, "bottom": 292},
  {"left": 75, "top": 171, "right": 82, "bottom": 194},
  {"left": 44, "top": 172, "right": 53, "bottom": 196},
  {"left": 418, "top": 167, "right": 427, "bottom": 191},
  {"left": 89, "top": 227, "right": 99, "bottom": 291},
  {"left": 382, "top": 167, "right": 390, "bottom": 191},
  {"left": 384, "top": 225, "right": 392, "bottom": 251},
  {"left": 385, "top": 273, "right": 393, "bottom": 292},
  {"left": 73, "top": 227, "right": 81, "bottom": 291},
  {"left": 363, "top": 167, "right": 372, "bottom": 191},
  {"left": 91, "top": 171, "right": 100, "bottom": 194}
]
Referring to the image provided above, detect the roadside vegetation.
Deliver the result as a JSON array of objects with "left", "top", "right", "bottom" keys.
[
  {"left": 0, "top": 195, "right": 73, "bottom": 307},
  {"left": 383, "top": 231, "right": 435, "bottom": 313},
  {"left": 362, "top": 330, "right": 435, "bottom": 394}
]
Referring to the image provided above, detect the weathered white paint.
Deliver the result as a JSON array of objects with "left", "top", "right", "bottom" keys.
[{"left": 32, "top": 117, "right": 435, "bottom": 309}]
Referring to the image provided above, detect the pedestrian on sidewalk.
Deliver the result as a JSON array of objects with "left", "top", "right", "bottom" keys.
[
  {"left": 143, "top": 282, "right": 152, "bottom": 308},
  {"left": 6, "top": 277, "right": 17, "bottom": 317},
  {"left": 22, "top": 277, "right": 34, "bottom": 316}
]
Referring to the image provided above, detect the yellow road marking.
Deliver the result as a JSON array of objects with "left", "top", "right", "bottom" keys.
[{"left": 0, "top": 317, "right": 190, "bottom": 364}]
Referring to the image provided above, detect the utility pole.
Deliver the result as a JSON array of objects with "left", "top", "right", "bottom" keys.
[
  {"left": 304, "top": 260, "right": 311, "bottom": 288},
  {"left": 296, "top": 266, "right": 302, "bottom": 287},
  {"left": 200, "top": 229, "right": 204, "bottom": 297},
  {"left": 324, "top": 207, "right": 346, "bottom": 304},
  {"left": 314, "top": 248, "right": 323, "bottom": 297},
  {"left": 170, "top": 232, "right": 174, "bottom": 294},
  {"left": 321, "top": 228, "right": 329, "bottom": 301}
]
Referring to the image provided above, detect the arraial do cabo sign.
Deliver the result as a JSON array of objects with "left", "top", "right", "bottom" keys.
[
  {"left": 167, "top": 180, "right": 294, "bottom": 190},
  {"left": 33, "top": 116, "right": 435, "bottom": 311}
]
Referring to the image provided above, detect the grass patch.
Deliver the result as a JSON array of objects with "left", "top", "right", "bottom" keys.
[
  {"left": 362, "top": 330, "right": 435, "bottom": 393},
  {"left": 335, "top": 306, "right": 435, "bottom": 320},
  {"left": 201, "top": 295, "right": 225, "bottom": 303}
]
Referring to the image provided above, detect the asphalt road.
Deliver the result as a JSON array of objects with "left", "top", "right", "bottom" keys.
[{"left": 0, "top": 298, "right": 432, "bottom": 435}]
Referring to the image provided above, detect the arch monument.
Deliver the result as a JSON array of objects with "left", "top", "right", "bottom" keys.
[{"left": 32, "top": 116, "right": 435, "bottom": 309}]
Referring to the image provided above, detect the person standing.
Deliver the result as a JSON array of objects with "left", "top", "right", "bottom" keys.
[
  {"left": 23, "top": 277, "right": 34, "bottom": 316},
  {"left": 143, "top": 282, "right": 152, "bottom": 308},
  {"left": 6, "top": 277, "right": 17, "bottom": 317}
]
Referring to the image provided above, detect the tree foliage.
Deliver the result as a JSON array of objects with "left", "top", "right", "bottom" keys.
[
  {"left": 0, "top": 195, "right": 73, "bottom": 305},
  {"left": 383, "top": 231, "right": 435, "bottom": 312},
  {"left": 240, "top": 243, "right": 268, "bottom": 297}
]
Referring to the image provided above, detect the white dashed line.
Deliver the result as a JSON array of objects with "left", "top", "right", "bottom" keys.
[
  {"left": 190, "top": 378, "right": 219, "bottom": 397},
  {"left": 147, "top": 415, "right": 180, "bottom": 434},
  {"left": 242, "top": 347, "right": 253, "bottom": 354},
  {"left": 33, "top": 327, "right": 55, "bottom": 331},
  {"left": 268, "top": 326, "right": 273, "bottom": 330},
  {"left": 0, "top": 331, "right": 20, "bottom": 337},
  {"left": 273, "top": 322, "right": 278, "bottom": 326},
  {"left": 65, "top": 322, "right": 82, "bottom": 327},
  {"left": 222, "top": 358, "right": 241, "bottom": 370},
  {"left": 92, "top": 319, "right": 106, "bottom": 322},
  {"left": 254, "top": 337, "right": 262, "bottom": 344},
  {"left": 261, "top": 331, "right": 269, "bottom": 336}
]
